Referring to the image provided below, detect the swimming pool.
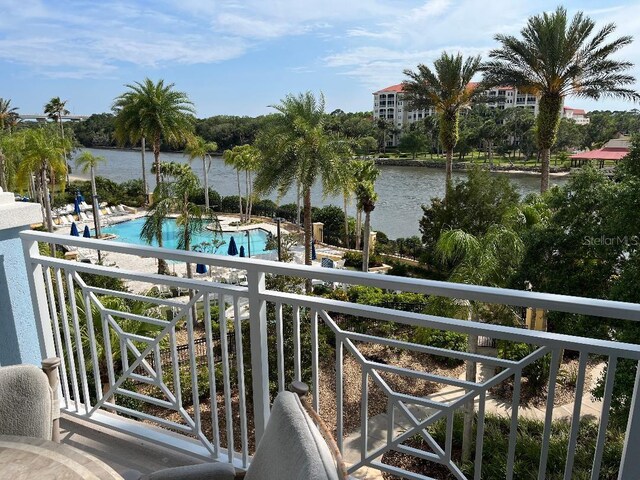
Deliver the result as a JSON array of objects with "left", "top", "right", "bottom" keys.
[{"left": 100, "top": 217, "right": 273, "bottom": 255}]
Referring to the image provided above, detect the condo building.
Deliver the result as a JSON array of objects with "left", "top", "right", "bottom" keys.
[{"left": 373, "top": 83, "right": 588, "bottom": 146}]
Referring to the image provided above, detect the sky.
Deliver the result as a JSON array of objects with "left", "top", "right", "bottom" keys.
[{"left": 1, "top": 0, "right": 640, "bottom": 118}]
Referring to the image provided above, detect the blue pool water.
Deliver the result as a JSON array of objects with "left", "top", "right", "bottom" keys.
[{"left": 100, "top": 217, "right": 273, "bottom": 255}]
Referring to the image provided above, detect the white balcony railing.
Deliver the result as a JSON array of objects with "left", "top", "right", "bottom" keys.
[{"left": 20, "top": 230, "right": 640, "bottom": 479}]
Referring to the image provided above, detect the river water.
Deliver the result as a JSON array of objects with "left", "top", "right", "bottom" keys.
[{"left": 72, "top": 148, "right": 568, "bottom": 239}]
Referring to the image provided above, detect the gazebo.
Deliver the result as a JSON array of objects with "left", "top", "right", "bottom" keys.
[{"left": 570, "top": 147, "right": 629, "bottom": 168}]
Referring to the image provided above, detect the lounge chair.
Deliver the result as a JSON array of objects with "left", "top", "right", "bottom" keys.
[
  {"left": 65, "top": 214, "right": 75, "bottom": 224},
  {"left": 80, "top": 201, "right": 91, "bottom": 211},
  {"left": 123, "top": 386, "right": 343, "bottom": 480},
  {"left": 0, "top": 358, "right": 61, "bottom": 442},
  {"left": 79, "top": 212, "right": 90, "bottom": 222},
  {"left": 116, "top": 205, "right": 126, "bottom": 214}
]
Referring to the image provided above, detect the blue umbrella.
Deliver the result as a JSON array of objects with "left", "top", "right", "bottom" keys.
[
  {"left": 239, "top": 245, "right": 245, "bottom": 257},
  {"left": 227, "top": 236, "right": 238, "bottom": 256},
  {"left": 73, "top": 197, "right": 81, "bottom": 216},
  {"left": 77, "top": 192, "right": 85, "bottom": 202},
  {"left": 312, "top": 239, "right": 317, "bottom": 261},
  {"left": 196, "top": 263, "right": 207, "bottom": 274},
  {"left": 70, "top": 222, "right": 79, "bottom": 237},
  {"left": 83, "top": 225, "right": 91, "bottom": 238}
]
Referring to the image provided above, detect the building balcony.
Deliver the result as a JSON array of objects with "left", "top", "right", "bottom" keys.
[{"left": 4, "top": 230, "right": 640, "bottom": 479}]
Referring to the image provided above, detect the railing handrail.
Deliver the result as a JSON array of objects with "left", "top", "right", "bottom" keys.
[{"left": 21, "top": 230, "right": 640, "bottom": 322}]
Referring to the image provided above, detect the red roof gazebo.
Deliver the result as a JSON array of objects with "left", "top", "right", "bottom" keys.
[{"left": 570, "top": 147, "right": 629, "bottom": 168}]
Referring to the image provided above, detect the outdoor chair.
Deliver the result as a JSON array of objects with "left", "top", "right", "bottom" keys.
[
  {"left": 0, "top": 358, "right": 61, "bottom": 442},
  {"left": 122, "top": 384, "right": 346, "bottom": 480}
]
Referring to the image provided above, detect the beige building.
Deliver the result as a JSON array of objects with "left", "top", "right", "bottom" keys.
[{"left": 373, "top": 83, "right": 588, "bottom": 146}]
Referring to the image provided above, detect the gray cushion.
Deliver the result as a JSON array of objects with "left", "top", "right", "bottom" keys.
[
  {"left": 245, "top": 391, "right": 339, "bottom": 480},
  {"left": 144, "top": 462, "right": 236, "bottom": 480},
  {"left": 0, "top": 364, "right": 54, "bottom": 440}
]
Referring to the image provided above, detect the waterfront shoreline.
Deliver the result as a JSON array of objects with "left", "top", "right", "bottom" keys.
[{"left": 77, "top": 147, "right": 571, "bottom": 177}]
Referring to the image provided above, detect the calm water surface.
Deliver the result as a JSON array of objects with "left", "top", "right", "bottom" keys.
[{"left": 74, "top": 148, "right": 569, "bottom": 239}]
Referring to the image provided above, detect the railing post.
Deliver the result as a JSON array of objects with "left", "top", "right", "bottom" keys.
[
  {"left": 21, "top": 237, "right": 56, "bottom": 360},
  {"left": 619, "top": 363, "right": 640, "bottom": 479},
  {"left": 246, "top": 267, "right": 270, "bottom": 443}
]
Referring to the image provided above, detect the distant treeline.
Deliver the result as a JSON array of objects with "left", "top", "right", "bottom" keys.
[{"left": 70, "top": 110, "right": 377, "bottom": 152}]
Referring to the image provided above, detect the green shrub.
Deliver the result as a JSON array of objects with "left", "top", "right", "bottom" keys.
[
  {"left": 415, "top": 328, "right": 466, "bottom": 366},
  {"left": 498, "top": 341, "right": 551, "bottom": 390},
  {"left": 343, "top": 251, "right": 383, "bottom": 268}
]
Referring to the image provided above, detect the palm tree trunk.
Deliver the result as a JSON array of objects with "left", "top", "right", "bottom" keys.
[
  {"left": 445, "top": 148, "right": 453, "bottom": 199},
  {"left": 343, "top": 194, "right": 349, "bottom": 248},
  {"left": 41, "top": 168, "right": 56, "bottom": 256},
  {"left": 152, "top": 138, "right": 168, "bottom": 274},
  {"left": 303, "top": 188, "right": 312, "bottom": 293},
  {"left": 153, "top": 139, "right": 161, "bottom": 188},
  {"left": 58, "top": 116, "right": 69, "bottom": 185},
  {"left": 236, "top": 170, "right": 243, "bottom": 221},
  {"left": 247, "top": 170, "right": 254, "bottom": 221},
  {"left": 488, "top": 141, "right": 493, "bottom": 168},
  {"left": 537, "top": 93, "right": 562, "bottom": 193},
  {"left": 296, "top": 182, "right": 302, "bottom": 231},
  {"left": 355, "top": 209, "right": 362, "bottom": 250},
  {"left": 141, "top": 137, "right": 148, "bottom": 205},
  {"left": 203, "top": 155, "right": 209, "bottom": 210},
  {"left": 90, "top": 166, "right": 102, "bottom": 240},
  {"left": 245, "top": 170, "right": 250, "bottom": 222},
  {"left": 362, "top": 211, "right": 371, "bottom": 272}
]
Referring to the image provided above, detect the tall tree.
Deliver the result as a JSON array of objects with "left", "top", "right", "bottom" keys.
[
  {"left": 352, "top": 160, "right": 380, "bottom": 272},
  {"left": 255, "top": 92, "right": 351, "bottom": 287},
  {"left": 185, "top": 136, "right": 218, "bottom": 210},
  {"left": 0, "top": 98, "right": 19, "bottom": 132},
  {"left": 75, "top": 151, "right": 106, "bottom": 240},
  {"left": 482, "top": 6, "right": 640, "bottom": 192},
  {"left": 112, "top": 78, "right": 195, "bottom": 274},
  {"left": 44, "top": 96, "right": 70, "bottom": 188},
  {"left": 112, "top": 78, "right": 195, "bottom": 189},
  {"left": 223, "top": 144, "right": 261, "bottom": 223},
  {"left": 403, "top": 52, "right": 484, "bottom": 199}
]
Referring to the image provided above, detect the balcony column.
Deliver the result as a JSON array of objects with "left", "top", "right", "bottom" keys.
[
  {"left": 0, "top": 189, "right": 50, "bottom": 366},
  {"left": 247, "top": 267, "right": 270, "bottom": 443}
]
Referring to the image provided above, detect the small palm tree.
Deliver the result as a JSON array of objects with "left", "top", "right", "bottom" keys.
[
  {"left": 0, "top": 98, "right": 19, "bottom": 132},
  {"left": 75, "top": 151, "right": 106, "bottom": 239},
  {"left": 352, "top": 160, "right": 380, "bottom": 272},
  {"left": 141, "top": 163, "right": 220, "bottom": 278},
  {"left": 436, "top": 224, "right": 525, "bottom": 462},
  {"left": 223, "top": 144, "right": 262, "bottom": 223},
  {"left": 482, "top": 6, "right": 640, "bottom": 192},
  {"left": 403, "top": 52, "right": 484, "bottom": 199},
  {"left": 185, "top": 136, "right": 218, "bottom": 210},
  {"left": 16, "top": 127, "right": 70, "bottom": 251},
  {"left": 254, "top": 92, "right": 351, "bottom": 284},
  {"left": 44, "top": 96, "right": 71, "bottom": 189}
]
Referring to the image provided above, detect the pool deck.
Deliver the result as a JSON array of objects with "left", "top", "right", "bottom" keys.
[{"left": 53, "top": 211, "right": 344, "bottom": 293}]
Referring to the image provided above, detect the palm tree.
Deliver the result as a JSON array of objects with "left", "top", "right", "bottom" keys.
[
  {"left": 142, "top": 162, "right": 220, "bottom": 279},
  {"left": 403, "top": 52, "right": 484, "bottom": 199},
  {"left": 254, "top": 92, "right": 351, "bottom": 285},
  {"left": 112, "top": 78, "right": 195, "bottom": 189},
  {"left": 352, "top": 160, "right": 380, "bottom": 272},
  {"left": 436, "top": 224, "right": 525, "bottom": 462},
  {"left": 113, "top": 78, "right": 195, "bottom": 274},
  {"left": 75, "top": 151, "right": 106, "bottom": 239},
  {"left": 185, "top": 136, "right": 218, "bottom": 210},
  {"left": 44, "top": 96, "right": 71, "bottom": 190},
  {"left": 0, "top": 98, "right": 19, "bottom": 191},
  {"left": 482, "top": 6, "right": 640, "bottom": 192},
  {"left": 223, "top": 144, "right": 261, "bottom": 223},
  {"left": 0, "top": 98, "right": 18, "bottom": 131},
  {"left": 16, "top": 127, "right": 70, "bottom": 254}
]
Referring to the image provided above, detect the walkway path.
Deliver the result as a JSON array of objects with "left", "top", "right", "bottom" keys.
[{"left": 342, "top": 363, "right": 606, "bottom": 479}]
